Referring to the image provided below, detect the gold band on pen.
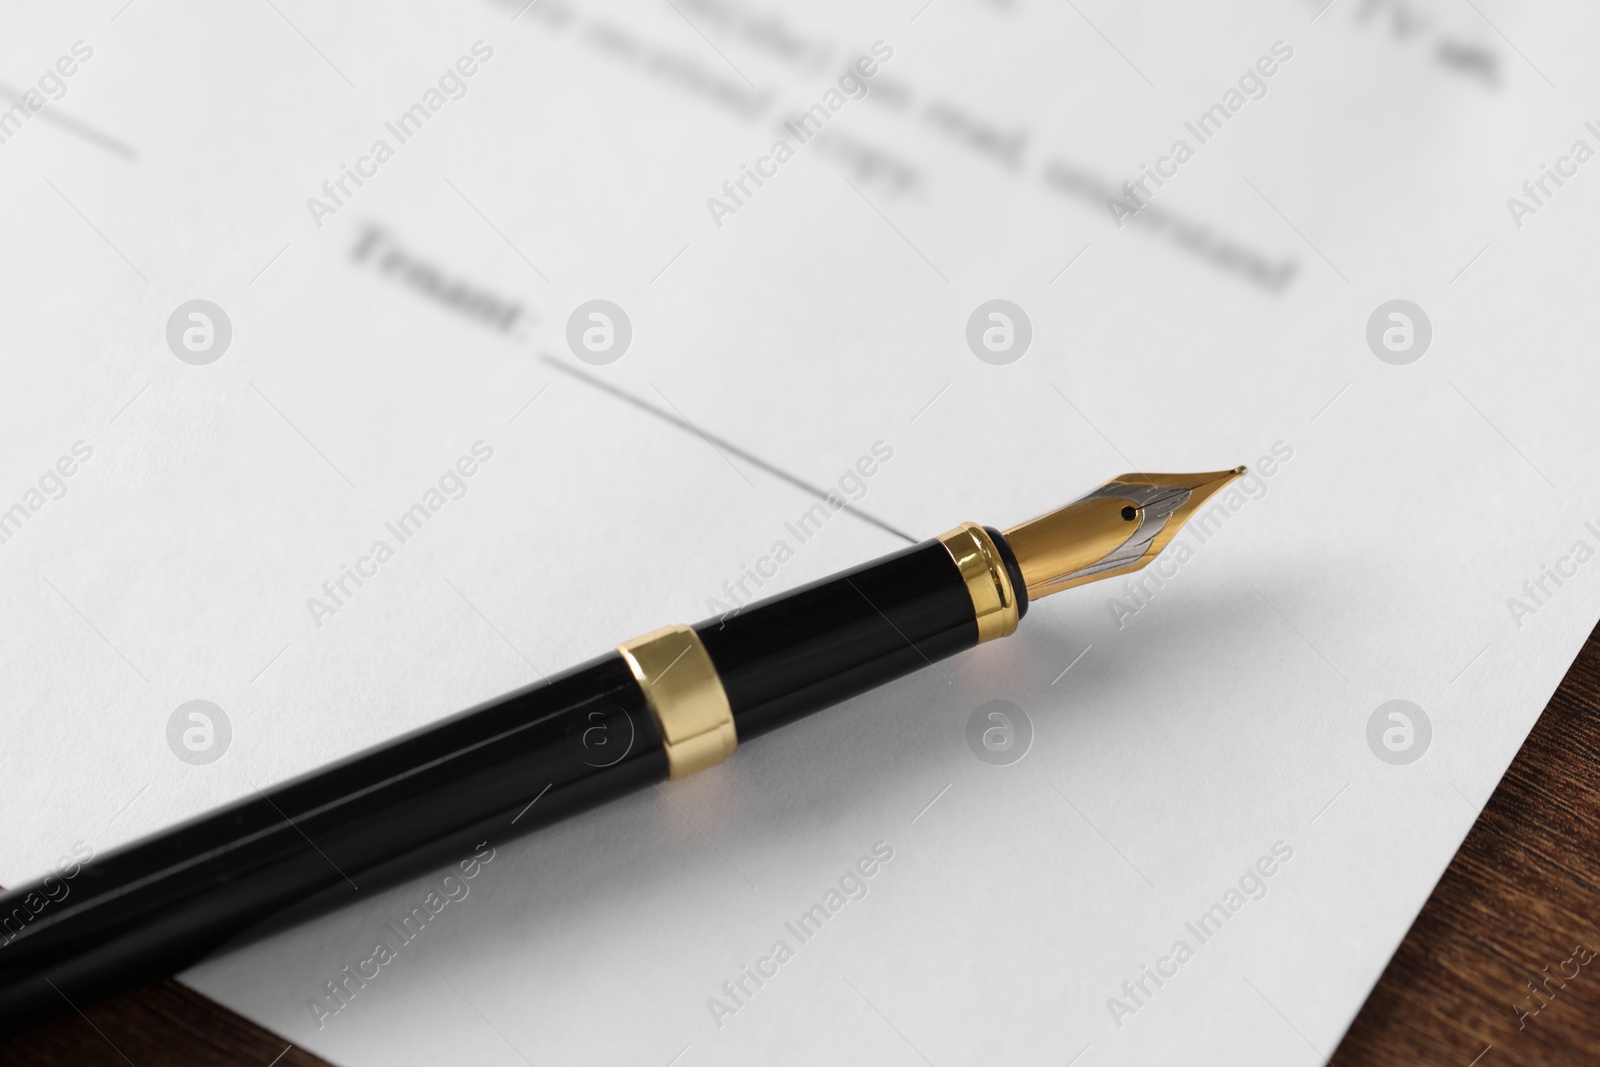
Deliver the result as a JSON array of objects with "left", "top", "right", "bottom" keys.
[
  {"left": 618, "top": 625, "right": 737, "bottom": 780},
  {"left": 939, "top": 523, "right": 1020, "bottom": 644}
]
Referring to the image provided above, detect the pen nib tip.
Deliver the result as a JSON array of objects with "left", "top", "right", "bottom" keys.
[{"left": 1002, "top": 467, "right": 1248, "bottom": 599}]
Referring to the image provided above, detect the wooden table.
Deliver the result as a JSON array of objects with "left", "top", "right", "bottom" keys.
[{"left": 7, "top": 627, "right": 1599, "bottom": 1066}]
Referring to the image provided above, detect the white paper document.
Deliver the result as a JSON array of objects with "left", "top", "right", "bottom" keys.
[{"left": 3, "top": 0, "right": 1599, "bottom": 1063}]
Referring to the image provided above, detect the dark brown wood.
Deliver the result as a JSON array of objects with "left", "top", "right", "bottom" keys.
[
  {"left": 1334, "top": 622, "right": 1600, "bottom": 1066},
  {"left": 4, "top": 626, "right": 1598, "bottom": 1066},
  {"left": 0, "top": 977, "right": 330, "bottom": 1066}
]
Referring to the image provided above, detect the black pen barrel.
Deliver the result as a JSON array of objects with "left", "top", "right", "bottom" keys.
[
  {"left": 697, "top": 532, "right": 1024, "bottom": 738},
  {"left": 0, "top": 654, "right": 666, "bottom": 1028},
  {"left": 0, "top": 526, "right": 1025, "bottom": 1033}
]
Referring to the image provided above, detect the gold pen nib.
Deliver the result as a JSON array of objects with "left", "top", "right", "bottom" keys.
[{"left": 1002, "top": 468, "right": 1247, "bottom": 600}]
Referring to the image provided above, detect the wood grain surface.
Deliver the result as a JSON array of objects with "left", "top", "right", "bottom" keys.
[
  {"left": 6, "top": 625, "right": 1598, "bottom": 1066},
  {"left": 1332, "top": 621, "right": 1600, "bottom": 1067}
]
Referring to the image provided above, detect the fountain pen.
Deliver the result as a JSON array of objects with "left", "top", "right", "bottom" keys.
[{"left": 0, "top": 467, "right": 1244, "bottom": 1030}]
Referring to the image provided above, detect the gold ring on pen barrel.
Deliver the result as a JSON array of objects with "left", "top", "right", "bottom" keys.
[
  {"left": 618, "top": 625, "right": 737, "bottom": 780},
  {"left": 939, "top": 523, "right": 1020, "bottom": 644}
]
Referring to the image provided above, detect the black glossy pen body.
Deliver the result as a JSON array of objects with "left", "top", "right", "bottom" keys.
[
  {"left": 0, "top": 532, "right": 1014, "bottom": 1033},
  {"left": 0, "top": 653, "right": 665, "bottom": 1026},
  {"left": 698, "top": 535, "right": 1016, "bottom": 737}
]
